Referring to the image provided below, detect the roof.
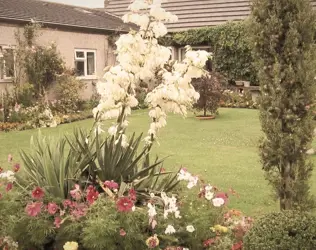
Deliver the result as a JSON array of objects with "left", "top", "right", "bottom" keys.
[
  {"left": 0, "top": 0, "right": 131, "bottom": 33},
  {"left": 105, "top": 0, "right": 316, "bottom": 32}
]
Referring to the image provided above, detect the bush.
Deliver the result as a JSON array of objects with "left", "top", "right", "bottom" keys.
[
  {"left": 54, "top": 73, "right": 85, "bottom": 114},
  {"left": 192, "top": 72, "right": 222, "bottom": 116},
  {"left": 243, "top": 211, "right": 316, "bottom": 250},
  {"left": 220, "top": 90, "right": 258, "bottom": 109},
  {"left": 14, "top": 83, "right": 35, "bottom": 107}
]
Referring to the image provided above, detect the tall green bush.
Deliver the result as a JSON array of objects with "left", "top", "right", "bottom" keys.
[{"left": 250, "top": 0, "right": 316, "bottom": 210}]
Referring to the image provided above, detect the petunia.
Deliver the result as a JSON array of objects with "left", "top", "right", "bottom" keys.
[
  {"left": 119, "top": 229, "right": 126, "bottom": 236},
  {"left": 6, "top": 182, "right": 13, "bottom": 192}
]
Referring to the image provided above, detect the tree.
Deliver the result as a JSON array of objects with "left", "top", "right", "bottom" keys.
[
  {"left": 250, "top": 0, "right": 316, "bottom": 210},
  {"left": 192, "top": 72, "right": 222, "bottom": 117}
]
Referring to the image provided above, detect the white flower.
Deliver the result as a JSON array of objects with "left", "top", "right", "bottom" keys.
[
  {"left": 212, "top": 198, "right": 225, "bottom": 207},
  {"left": 186, "top": 225, "right": 195, "bottom": 233},
  {"left": 205, "top": 185, "right": 213, "bottom": 192},
  {"left": 147, "top": 203, "right": 157, "bottom": 217},
  {"left": 205, "top": 191, "right": 214, "bottom": 201},
  {"left": 165, "top": 225, "right": 176, "bottom": 234},
  {"left": 108, "top": 125, "right": 118, "bottom": 136},
  {"left": 0, "top": 170, "right": 16, "bottom": 182}
]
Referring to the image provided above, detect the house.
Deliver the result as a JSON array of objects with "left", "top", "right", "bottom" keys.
[
  {"left": 0, "top": 0, "right": 131, "bottom": 98},
  {"left": 104, "top": 0, "right": 316, "bottom": 100}
]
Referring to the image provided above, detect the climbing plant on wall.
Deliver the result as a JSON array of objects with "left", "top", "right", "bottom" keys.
[{"left": 160, "top": 21, "right": 258, "bottom": 85}]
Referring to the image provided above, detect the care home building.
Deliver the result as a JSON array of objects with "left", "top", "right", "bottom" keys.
[{"left": 0, "top": 0, "right": 131, "bottom": 98}]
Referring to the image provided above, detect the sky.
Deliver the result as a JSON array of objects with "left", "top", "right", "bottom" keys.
[{"left": 44, "top": 0, "right": 104, "bottom": 8}]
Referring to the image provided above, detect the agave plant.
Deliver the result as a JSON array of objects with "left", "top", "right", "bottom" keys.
[{"left": 18, "top": 131, "right": 93, "bottom": 199}]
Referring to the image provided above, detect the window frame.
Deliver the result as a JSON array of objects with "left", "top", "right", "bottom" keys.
[
  {"left": 74, "top": 49, "right": 97, "bottom": 79},
  {"left": 0, "top": 45, "right": 15, "bottom": 82}
]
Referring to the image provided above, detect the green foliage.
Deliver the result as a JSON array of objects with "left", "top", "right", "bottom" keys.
[
  {"left": 54, "top": 73, "right": 85, "bottom": 114},
  {"left": 220, "top": 90, "right": 258, "bottom": 109},
  {"left": 67, "top": 128, "right": 179, "bottom": 195},
  {"left": 193, "top": 73, "right": 222, "bottom": 116},
  {"left": 243, "top": 210, "right": 316, "bottom": 250},
  {"left": 14, "top": 83, "right": 35, "bottom": 107},
  {"left": 160, "top": 21, "right": 257, "bottom": 84},
  {"left": 18, "top": 133, "right": 89, "bottom": 199},
  {"left": 14, "top": 22, "right": 65, "bottom": 97},
  {"left": 81, "top": 197, "right": 146, "bottom": 250},
  {"left": 250, "top": 0, "right": 316, "bottom": 210}
]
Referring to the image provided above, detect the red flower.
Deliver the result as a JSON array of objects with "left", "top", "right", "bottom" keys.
[
  {"left": 215, "top": 192, "right": 229, "bottom": 204},
  {"left": 129, "top": 188, "right": 136, "bottom": 201},
  {"left": 203, "top": 238, "right": 216, "bottom": 247},
  {"left": 13, "top": 163, "right": 20, "bottom": 173},
  {"left": 25, "top": 202, "right": 42, "bottom": 217},
  {"left": 32, "top": 187, "right": 45, "bottom": 199},
  {"left": 232, "top": 241, "right": 243, "bottom": 250},
  {"left": 119, "top": 229, "right": 126, "bottom": 236},
  {"left": 47, "top": 202, "right": 59, "bottom": 215},
  {"left": 6, "top": 183, "right": 13, "bottom": 192},
  {"left": 86, "top": 185, "right": 99, "bottom": 205},
  {"left": 54, "top": 217, "right": 62, "bottom": 228},
  {"left": 116, "top": 197, "right": 134, "bottom": 212},
  {"left": 104, "top": 180, "right": 119, "bottom": 190},
  {"left": 0, "top": 167, "right": 3, "bottom": 173},
  {"left": 70, "top": 203, "right": 88, "bottom": 219}
]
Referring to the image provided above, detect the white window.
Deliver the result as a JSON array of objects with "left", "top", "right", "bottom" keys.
[
  {"left": 0, "top": 45, "right": 15, "bottom": 81},
  {"left": 74, "top": 49, "right": 96, "bottom": 78}
]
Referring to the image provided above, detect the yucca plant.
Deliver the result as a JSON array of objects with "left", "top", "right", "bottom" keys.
[{"left": 18, "top": 132, "right": 92, "bottom": 199}]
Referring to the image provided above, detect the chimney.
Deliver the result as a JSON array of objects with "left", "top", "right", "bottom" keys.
[{"left": 104, "top": 0, "right": 109, "bottom": 8}]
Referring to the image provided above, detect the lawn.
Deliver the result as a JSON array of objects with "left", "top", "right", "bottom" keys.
[{"left": 1, "top": 108, "right": 315, "bottom": 216}]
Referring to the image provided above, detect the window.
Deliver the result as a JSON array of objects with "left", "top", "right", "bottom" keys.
[
  {"left": 0, "top": 45, "right": 15, "bottom": 80},
  {"left": 178, "top": 46, "right": 212, "bottom": 71},
  {"left": 74, "top": 49, "right": 96, "bottom": 77}
]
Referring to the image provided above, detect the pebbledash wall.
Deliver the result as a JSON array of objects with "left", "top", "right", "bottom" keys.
[{"left": 0, "top": 22, "right": 116, "bottom": 99}]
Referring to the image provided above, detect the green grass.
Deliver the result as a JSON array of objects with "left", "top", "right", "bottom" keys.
[{"left": 1, "top": 108, "right": 315, "bottom": 216}]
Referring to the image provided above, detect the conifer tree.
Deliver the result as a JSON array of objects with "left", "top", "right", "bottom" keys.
[{"left": 250, "top": 0, "right": 316, "bottom": 210}]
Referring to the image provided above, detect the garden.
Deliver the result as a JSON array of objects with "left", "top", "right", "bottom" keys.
[{"left": 1, "top": 0, "right": 316, "bottom": 249}]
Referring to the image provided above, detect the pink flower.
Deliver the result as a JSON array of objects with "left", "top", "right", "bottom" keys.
[
  {"left": 103, "top": 180, "right": 119, "bottom": 190},
  {"left": 116, "top": 197, "right": 134, "bottom": 212},
  {"left": 54, "top": 217, "right": 62, "bottom": 228},
  {"left": 63, "top": 199, "right": 72, "bottom": 208},
  {"left": 232, "top": 241, "right": 243, "bottom": 250},
  {"left": 86, "top": 185, "right": 99, "bottom": 205},
  {"left": 215, "top": 192, "right": 229, "bottom": 204},
  {"left": 70, "top": 203, "right": 88, "bottom": 219},
  {"left": 7, "top": 154, "right": 12, "bottom": 163},
  {"left": 6, "top": 183, "right": 13, "bottom": 192},
  {"left": 13, "top": 163, "right": 20, "bottom": 173},
  {"left": 120, "top": 229, "right": 126, "bottom": 236},
  {"left": 70, "top": 184, "right": 82, "bottom": 200},
  {"left": 129, "top": 189, "right": 136, "bottom": 201},
  {"left": 25, "top": 202, "right": 42, "bottom": 217},
  {"left": 32, "top": 187, "right": 45, "bottom": 200},
  {"left": 47, "top": 202, "right": 59, "bottom": 215}
]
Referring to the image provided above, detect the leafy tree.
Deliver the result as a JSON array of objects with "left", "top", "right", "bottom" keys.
[
  {"left": 192, "top": 73, "right": 222, "bottom": 117},
  {"left": 250, "top": 0, "right": 316, "bottom": 210}
]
